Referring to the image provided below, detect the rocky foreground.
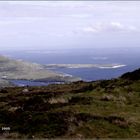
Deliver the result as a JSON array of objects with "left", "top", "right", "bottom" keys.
[
  {"left": 0, "top": 68, "right": 140, "bottom": 138},
  {"left": 0, "top": 55, "right": 81, "bottom": 87}
]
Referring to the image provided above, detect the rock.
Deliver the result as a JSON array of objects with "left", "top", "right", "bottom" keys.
[
  {"left": 101, "top": 95, "right": 115, "bottom": 101},
  {"left": 22, "top": 88, "right": 29, "bottom": 93}
]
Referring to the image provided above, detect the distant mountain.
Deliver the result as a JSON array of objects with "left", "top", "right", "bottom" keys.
[{"left": 0, "top": 55, "right": 81, "bottom": 87}]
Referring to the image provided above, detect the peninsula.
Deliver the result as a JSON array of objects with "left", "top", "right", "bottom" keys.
[{"left": 0, "top": 55, "right": 81, "bottom": 87}]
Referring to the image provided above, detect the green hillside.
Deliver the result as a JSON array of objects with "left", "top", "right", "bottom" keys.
[{"left": 0, "top": 68, "right": 140, "bottom": 138}]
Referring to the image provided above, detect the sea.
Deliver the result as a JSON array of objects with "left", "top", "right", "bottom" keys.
[{"left": 0, "top": 47, "right": 140, "bottom": 86}]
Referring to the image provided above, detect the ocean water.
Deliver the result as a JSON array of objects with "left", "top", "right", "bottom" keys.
[
  {"left": 0, "top": 47, "right": 140, "bottom": 83},
  {"left": 10, "top": 80, "right": 63, "bottom": 87}
]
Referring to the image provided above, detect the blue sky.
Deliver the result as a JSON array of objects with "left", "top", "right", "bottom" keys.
[{"left": 0, "top": 1, "right": 140, "bottom": 50}]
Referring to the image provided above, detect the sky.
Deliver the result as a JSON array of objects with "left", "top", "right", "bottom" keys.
[{"left": 0, "top": 1, "right": 140, "bottom": 50}]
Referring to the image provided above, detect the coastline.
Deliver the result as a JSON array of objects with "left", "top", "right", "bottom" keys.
[
  {"left": 0, "top": 55, "right": 81, "bottom": 87},
  {"left": 45, "top": 64, "right": 126, "bottom": 69}
]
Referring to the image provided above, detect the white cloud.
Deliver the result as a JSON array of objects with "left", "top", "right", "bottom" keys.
[
  {"left": 68, "top": 14, "right": 92, "bottom": 18},
  {"left": 83, "top": 27, "right": 99, "bottom": 33},
  {"left": 108, "top": 22, "right": 137, "bottom": 32},
  {"left": 82, "top": 22, "right": 138, "bottom": 34},
  {"left": 110, "top": 22, "right": 123, "bottom": 29}
]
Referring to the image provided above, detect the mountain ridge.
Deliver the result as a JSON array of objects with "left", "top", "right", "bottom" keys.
[{"left": 121, "top": 68, "right": 140, "bottom": 80}]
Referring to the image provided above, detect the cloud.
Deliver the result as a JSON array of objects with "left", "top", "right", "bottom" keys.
[
  {"left": 108, "top": 22, "right": 137, "bottom": 32},
  {"left": 68, "top": 14, "right": 92, "bottom": 18},
  {"left": 82, "top": 22, "right": 138, "bottom": 34}
]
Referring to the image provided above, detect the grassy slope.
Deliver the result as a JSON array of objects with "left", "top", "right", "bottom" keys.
[{"left": 0, "top": 69, "right": 140, "bottom": 138}]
